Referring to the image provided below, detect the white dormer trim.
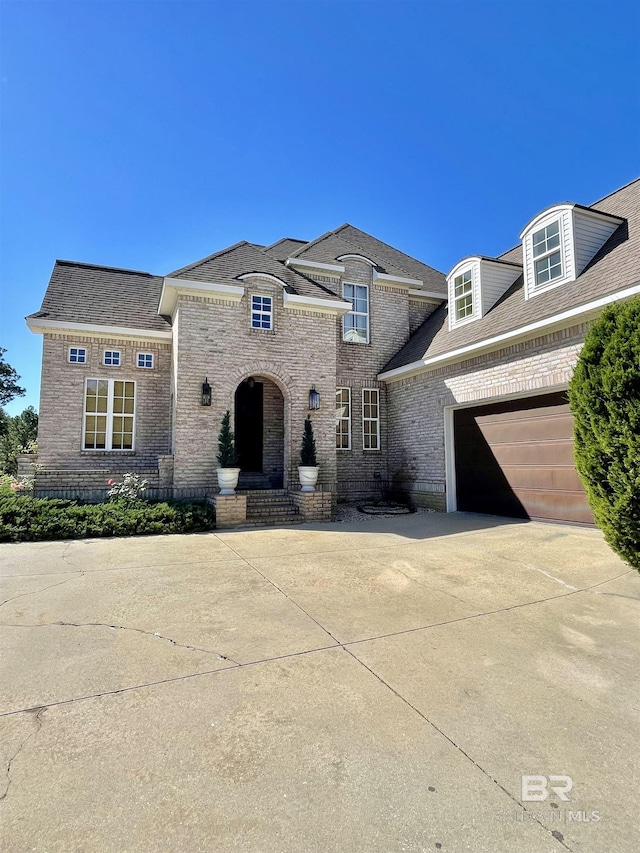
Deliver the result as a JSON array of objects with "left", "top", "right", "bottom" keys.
[
  {"left": 237, "top": 272, "right": 288, "bottom": 288},
  {"left": 447, "top": 257, "right": 522, "bottom": 330},
  {"left": 335, "top": 253, "right": 377, "bottom": 267},
  {"left": 447, "top": 259, "right": 481, "bottom": 330},
  {"left": 520, "top": 204, "right": 623, "bottom": 300},
  {"left": 285, "top": 257, "right": 345, "bottom": 273}
]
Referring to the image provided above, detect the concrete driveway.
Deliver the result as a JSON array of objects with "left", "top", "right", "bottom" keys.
[{"left": 1, "top": 512, "right": 638, "bottom": 853}]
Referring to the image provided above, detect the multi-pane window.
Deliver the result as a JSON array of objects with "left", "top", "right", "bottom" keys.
[
  {"left": 251, "top": 295, "right": 273, "bottom": 329},
  {"left": 336, "top": 388, "right": 351, "bottom": 450},
  {"left": 137, "top": 352, "right": 154, "bottom": 369},
  {"left": 68, "top": 347, "right": 87, "bottom": 364},
  {"left": 342, "top": 283, "right": 369, "bottom": 343},
  {"left": 103, "top": 350, "right": 121, "bottom": 366},
  {"left": 533, "top": 220, "right": 562, "bottom": 286},
  {"left": 362, "top": 388, "right": 380, "bottom": 450},
  {"left": 84, "top": 379, "right": 135, "bottom": 450},
  {"left": 454, "top": 270, "right": 474, "bottom": 321}
]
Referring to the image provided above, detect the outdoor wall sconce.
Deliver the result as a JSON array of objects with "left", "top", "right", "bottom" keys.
[
  {"left": 201, "top": 378, "right": 212, "bottom": 407},
  {"left": 308, "top": 385, "right": 320, "bottom": 410}
]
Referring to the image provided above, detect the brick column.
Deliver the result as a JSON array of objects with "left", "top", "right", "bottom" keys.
[
  {"left": 214, "top": 494, "right": 247, "bottom": 529},
  {"left": 291, "top": 490, "right": 332, "bottom": 522}
]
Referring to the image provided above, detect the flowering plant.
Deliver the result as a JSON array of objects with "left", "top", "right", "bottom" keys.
[
  {"left": 0, "top": 472, "right": 35, "bottom": 495},
  {"left": 107, "top": 472, "right": 148, "bottom": 502}
]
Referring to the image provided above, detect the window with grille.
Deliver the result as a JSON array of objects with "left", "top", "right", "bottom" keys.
[
  {"left": 342, "top": 283, "right": 369, "bottom": 343},
  {"left": 83, "top": 379, "right": 135, "bottom": 450},
  {"left": 251, "top": 295, "right": 273, "bottom": 329},
  {"left": 336, "top": 388, "right": 351, "bottom": 450},
  {"left": 362, "top": 388, "right": 380, "bottom": 450}
]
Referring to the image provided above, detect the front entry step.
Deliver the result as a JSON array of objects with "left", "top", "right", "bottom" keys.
[
  {"left": 242, "top": 491, "right": 303, "bottom": 527},
  {"left": 237, "top": 472, "right": 277, "bottom": 490}
]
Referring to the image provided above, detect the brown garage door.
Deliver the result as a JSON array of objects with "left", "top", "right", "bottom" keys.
[{"left": 454, "top": 392, "right": 593, "bottom": 524}]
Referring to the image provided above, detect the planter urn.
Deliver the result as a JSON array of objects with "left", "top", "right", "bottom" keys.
[
  {"left": 298, "top": 465, "right": 319, "bottom": 493},
  {"left": 217, "top": 467, "right": 241, "bottom": 495}
]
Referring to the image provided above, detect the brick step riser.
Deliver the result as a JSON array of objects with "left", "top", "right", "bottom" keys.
[
  {"left": 247, "top": 508, "right": 300, "bottom": 518},
  {"left": 247, "top": 500, "right": 299, "bottom": 508}
]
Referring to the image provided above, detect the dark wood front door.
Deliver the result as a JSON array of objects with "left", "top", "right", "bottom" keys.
[
  {"left": 235, "top": 381, "right": 263, "bottom": 472},
  {"left": 454, "top": 392, "right": 593, "bottom": 524}
]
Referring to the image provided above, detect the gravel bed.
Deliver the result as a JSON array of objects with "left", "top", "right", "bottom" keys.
[{"left": 333, "top": 502, "right": 435, "bottom": 523}]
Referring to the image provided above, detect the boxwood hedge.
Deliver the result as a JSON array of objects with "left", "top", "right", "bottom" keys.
[{"left": 0, "top": 495, "right": 216, "bottom": 542}]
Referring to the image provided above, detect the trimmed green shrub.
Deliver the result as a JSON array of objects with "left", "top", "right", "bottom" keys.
[
  {"left": 300, "top": 416, "right": 317, "bottom": 466},
  {"left": 569, "top": 297, "right": 640, "bottom": 570},
  {"left": 217, "top": 410, "right": 238, "bottom": 467},
  {"left": 0, "top": 496, "right": 216, "bottom": 543}
]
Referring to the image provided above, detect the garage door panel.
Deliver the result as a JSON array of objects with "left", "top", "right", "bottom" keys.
[
  {"left": 474, "top": 413, "right": 575, "bottom": 444},
  {"left": 498, "top": 465, "right": 586, "bottom": 492},
  {"left": 488, "top": 439, "right": 576, "bottom": 467},
  {"left": 510, "top": 489, "right": 594, "bottom": 524},
  {"left": 454, "top": 392, "right": 593, "bottom": 525}
]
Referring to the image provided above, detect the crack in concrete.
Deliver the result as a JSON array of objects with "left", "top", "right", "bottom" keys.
[
  {"left": 0, "top": 573, "right": 84, "bottom": 609},
  {"left": 1, "top": 620, "right": 239, "bottom": 664},
  {"left": 213, "top": 533, "right": 342, "bottom": 644},
  {"left": 0, "top": 706, "right": 45, "bottom": 803},
  {"left": 344, "top": 647, "right": 575, "bottom": 852}
]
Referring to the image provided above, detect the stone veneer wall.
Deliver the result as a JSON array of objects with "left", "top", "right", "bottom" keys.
[
  {"left": 35, "top": 334, "right": 172, "bottom": 497},
  {"left": 171, "top": 281, "right": 338, "bottom": 497},
  {"left": 386, "top": 323, "right": 589, "bottom": 510}
]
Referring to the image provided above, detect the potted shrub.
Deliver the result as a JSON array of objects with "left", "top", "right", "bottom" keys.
[
  {"left": 216, "top": 410, "right": 241, "bottom": 495},
  {"left": 298, "top": 415, "right": 319, "bottom": 492}
]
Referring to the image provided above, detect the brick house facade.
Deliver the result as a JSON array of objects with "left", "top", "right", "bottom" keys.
[{"left": 26, "top": 180, "right": 640, "bottom": 524}]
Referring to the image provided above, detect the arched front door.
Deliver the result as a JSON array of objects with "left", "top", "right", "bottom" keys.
[{"left": 234, "top": 377, "right": 284, "bottom": 488}]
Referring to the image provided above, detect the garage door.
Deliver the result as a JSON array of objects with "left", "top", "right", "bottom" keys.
[{"left": 454, "top": 392, "right": 593, "bottom": 524}]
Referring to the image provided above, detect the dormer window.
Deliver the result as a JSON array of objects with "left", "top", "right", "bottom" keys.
[
  {"left": 447, "top": 257, "right": 521, "bottom": 330},
  {"left": 532, "top": 221, "right": 562, "bottom": 286},
  {"left": 454, "top": 271, "right": 474, "bottom": 321},
  {"left": 520, "top": 203, "right": 623, "bottom": 299}
]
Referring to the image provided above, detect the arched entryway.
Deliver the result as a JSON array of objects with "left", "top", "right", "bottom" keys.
[{"left": 234, "top": 376, "right": 285, "bottom": 489}]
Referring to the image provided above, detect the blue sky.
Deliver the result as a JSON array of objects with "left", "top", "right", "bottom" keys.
[{"left": 1, "top": 0, "right": 638, "bottom": 414}]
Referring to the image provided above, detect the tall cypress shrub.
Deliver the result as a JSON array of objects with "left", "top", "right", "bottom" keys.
[{"left": 569, "top": 297, "right": 640, "bottom": 570}]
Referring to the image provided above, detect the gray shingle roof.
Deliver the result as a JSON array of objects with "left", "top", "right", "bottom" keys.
[
  {"left": 383, "top": 178, "right": 640, "bottom": 373},
  {"left": 262, "top": 238, "right": 308, "bottom": 261},
  {"left": 291, "top": 224, "right": 447, "bottom": 294},
  {"left": 27, "top": 261, "right": 170, "bottom": 333},
  {"left": 168, "top": 241, "right": 340, "bottom": 301}
]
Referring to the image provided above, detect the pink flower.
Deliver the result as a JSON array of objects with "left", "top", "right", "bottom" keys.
[
  {"left": 17, "top": 483, "right": 24, "bottom": 490},
  {"left": 10, "top": 483, "right": 16, "bottom": 489},
  {"left": 107, "top": 478, "right": 115, "bottom": 485}
]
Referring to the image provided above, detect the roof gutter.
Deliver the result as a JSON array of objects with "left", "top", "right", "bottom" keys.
[{"left": 379, "top": 282, "right": 640, "bottom": 382}]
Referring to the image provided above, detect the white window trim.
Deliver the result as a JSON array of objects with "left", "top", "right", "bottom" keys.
[
  {"left": 523, "top": 212, "right": 573, "bottom": 299},
  {"left": 68, "top": 347, "right": 87, "bottom": 364},
  {"left": 342, "top": 282, "right": 370, "bottom": 344},
  {"left": 250, "top": 293, "right": 273, "bottom": 330},
  {"left": 362, "top": 387, "right": 380, "bottom": 451},
  {"left": 102, "top": 349, "right": 121, "bottom": 367},
  {"left": 453, "top": 270, "right": 474, "bottom": 324},
  {"left": 532, "top": 220, "right": 564, "bottom": 289},
  {"left": 82, "top": 378, "right": 137, "bottom": 452},
  {"left": 136, "top": 352, "right": 154, "bottom": 369},
  {"left": 336, "top": 387, "right": 352, "bottom": 451}
]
